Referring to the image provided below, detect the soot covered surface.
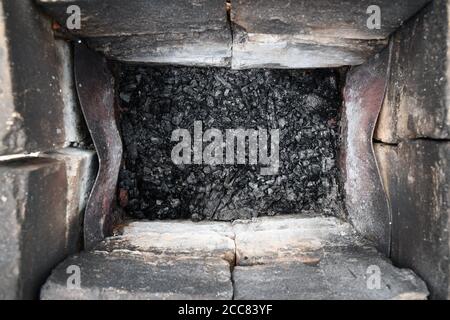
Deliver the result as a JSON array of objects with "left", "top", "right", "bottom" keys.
[{"left": 117, "top": 66, "right": 342, "bottom": 221}]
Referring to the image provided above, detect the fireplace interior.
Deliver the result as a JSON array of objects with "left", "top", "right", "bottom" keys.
[{"left": 0, "top": 0, "right": 448, "bottom": 300}]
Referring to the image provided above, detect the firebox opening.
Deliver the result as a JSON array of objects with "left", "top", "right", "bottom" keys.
[{"left": 115, "top": 65, "right": 345, "bottom": 221}]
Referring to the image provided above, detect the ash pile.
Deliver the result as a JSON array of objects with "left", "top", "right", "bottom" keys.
[{"left": 117, "top": 65, "right": 342, "bottom": 221}]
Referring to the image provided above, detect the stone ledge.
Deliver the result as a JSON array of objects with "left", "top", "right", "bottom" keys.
[
  {"left": 86, "top": 30, "right": 232, "bottom": 67},
  {"left": 39, "top": 215, "right": 430, "bottom": 300},
  {"left": 41, "top": 251, "right": 233, "bottom": 300},
  {"left": 231, "top": 31, "right": 387, "bottom": 69},
  {"left": 99, "top": 220, "right": 235, "bottom": 265},
  {"left": 232, "top": 215, "right": 361, "bottom": 266},
  {"left": 233, "top": 245, "right": 429, "bottom": 300}
]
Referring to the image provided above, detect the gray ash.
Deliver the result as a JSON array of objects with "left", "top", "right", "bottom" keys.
[{"left": 116, "top": 65, "right": 342, "bottom": 221}]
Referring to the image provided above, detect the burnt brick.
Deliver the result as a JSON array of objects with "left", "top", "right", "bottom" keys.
[
  {"left": 231, "top": 0, "right": 428, "bottom": 69},
  {"left": 45, "top": 148, "right": 97, "bottom": 254},
  {"left": 0, "top": 158, "right": 67, "bottom": 299},
  {"left": 41, "top": 252, "right": 233, "bottom": 300},
  {"left": 375, "top": 0, "right": 450, "bottom": 143},
  {"left": 0, "top": 1, "right": 86, "bottom": 156},
  {"left": 0, "top": 148, "right": 97, "bottom": 299},
  {"left": 233, "top": 250, "right": 428, "bottom": 300},
  {"left": 37, "top": 0, "right": 231, "bottom": 66},
  {"left": 375, "top": 141, "right": 450, "bottom": 300}
]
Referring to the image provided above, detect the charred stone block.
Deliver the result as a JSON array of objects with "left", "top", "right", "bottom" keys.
[
  {"left": 0, "top": 149, "right": 97, "bottom": 299},
  {"left": 232, "top": 215, "right": 359, "bottom": 266},
  {"left": 37, "top": 0, "right": 228, "bottom": 37},
  {"left": 231, "top": 0, "right": 429, "bottom": 40},
  {"left": 0, "top": 1, "right": 86, "bottom": 156},
  {"left": 45, "top": 148, "right": 97, "bottom": 254},
  {"left": 37, "top": 0, "right": 232, "bottom": 66},
  {"left": 0, "top": 158, "right": 67, "bottom": 299},
  {"left": 231, "top": 27, "right": 388, "bottom": 69},
  {"left": 86, "top": 29, "right": 232, "bottom": 67},
  {"left": 233, "top": 247, "right": 428, "bottom": 300},
  {"left": 117, "top": 66, "right": 342, "bottom": 221},
  {"left": 230, "top": 0, "right": 429, "bottom": 69},
  {"left": 375, "top": 0, "right": 450, "bottom": 143},
  {"left": 375, "top": 141, "right": 450, "bottom": 300},
  {"left": 97, "top": 220, "right": 236, "bottom": 265},
  {"left": 41, "top": 251, "right": 233, "bottom": 300}
]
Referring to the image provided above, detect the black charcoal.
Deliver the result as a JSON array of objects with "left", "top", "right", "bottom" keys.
[{"left": 116, "top": 66, "right": 342, "bottom": 221}]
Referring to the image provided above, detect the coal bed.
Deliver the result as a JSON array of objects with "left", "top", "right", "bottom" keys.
[{"left": 116, "top": 66, "right": 343, "bottom": 221}]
